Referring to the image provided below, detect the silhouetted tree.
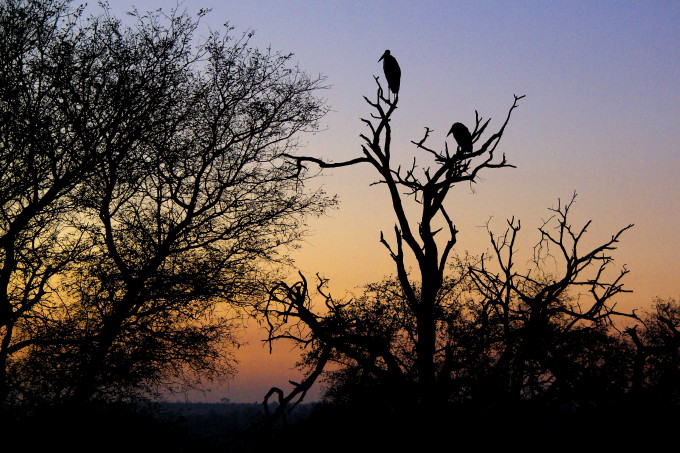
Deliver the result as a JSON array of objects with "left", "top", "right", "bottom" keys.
[
  {"left": 258, "top": 64, "right": 524, "bottom": 420},
  {"left": 464, "top": 195, "right": 635, "bottom": 407},
  {"left": 259, "top": 56, "right": 648, "bottom": 429},
  {"left": 628, "top": 297, "right": 680, "bottom": 403},
  {"left": 262, "top": 197, "right": 636, "bottom": 414},
  {"left": 0, "top": 0, "right": 331, "bottom": 406}
]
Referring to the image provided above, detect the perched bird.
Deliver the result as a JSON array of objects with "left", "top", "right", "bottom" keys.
[
  {"left": 447, "top": 122, "right": 473, "bottom": 154},
  {"left": 379, "top": 50, "right": 401, "bottom": 99}
]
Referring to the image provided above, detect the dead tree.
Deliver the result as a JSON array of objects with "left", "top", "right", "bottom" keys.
[
  {"left": 467, "top": 194, "right": 635, "bottom": 401},
  {"left": 265, "top": 73, "right": 524, "bottom": 412}
]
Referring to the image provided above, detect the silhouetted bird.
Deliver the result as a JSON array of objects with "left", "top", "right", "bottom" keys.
[
  {"left": 447, "top": 122, "right": 473, "bottom": 154},
  {"left": 379, "top": 50, "right": 401, "bottom": 99}
]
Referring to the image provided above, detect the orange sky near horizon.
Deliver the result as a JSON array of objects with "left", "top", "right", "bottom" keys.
[{"left": 108, "top": 0, "right": 680, "bottom": 403}]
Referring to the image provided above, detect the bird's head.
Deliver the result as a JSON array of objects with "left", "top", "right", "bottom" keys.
[
  {"left": 379, "top": 50, "right": 391, "bottom": 62},
  {"left": 447, "top": 122, "right": 468, "bottom": 137}
]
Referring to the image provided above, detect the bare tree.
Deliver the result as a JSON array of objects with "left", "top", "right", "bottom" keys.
[
  {"left": 465, "top": 194, "right": 635, "bottom": 404},
  {"left": 261, "top": 200, "right": 636, "bottom": 418},
  {"left": 260, "top": 66, "right": 642, "bottom": 429},
  {"left": 258, "top": 69, "right": 524, "bottom": 420},
  {"left": 0, "top": 0, "right": 332, "bottom": 405}
]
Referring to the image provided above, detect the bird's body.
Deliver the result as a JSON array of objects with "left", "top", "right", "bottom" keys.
[
  {"left": 447, "top": 122, "right": 473, "bottom": 154},
  {"left": 379, "top": 50, "right": 401, "bottom": 99}
]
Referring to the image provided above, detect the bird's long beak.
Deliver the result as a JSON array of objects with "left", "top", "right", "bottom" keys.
[{"left": 378, "top": 55, "right": 384, "bottom": 62}]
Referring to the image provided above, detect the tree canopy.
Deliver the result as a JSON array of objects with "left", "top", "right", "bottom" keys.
[{"left": 0, "top": 0, "right": 332, "bottom": 405}]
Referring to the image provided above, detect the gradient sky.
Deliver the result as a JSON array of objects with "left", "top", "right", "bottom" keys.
[{"left": 109, "top": 0, "right": 679, "bottom": 402}]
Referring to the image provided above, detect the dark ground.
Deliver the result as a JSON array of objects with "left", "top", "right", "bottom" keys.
[{"left": 4, "top": 400, "right": 677, "bottom": 452}]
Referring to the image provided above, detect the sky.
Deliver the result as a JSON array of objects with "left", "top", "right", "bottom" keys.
[{"left": 108, "top": 0, "right": 680, "bottom": 403}]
